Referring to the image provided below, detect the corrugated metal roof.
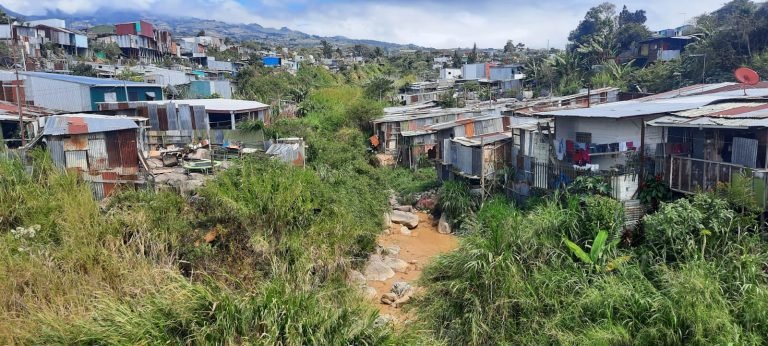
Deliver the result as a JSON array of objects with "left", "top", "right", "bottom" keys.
[
  {"left": 671, "top": 102, "right": 768, "bottom": 118},
  {"left": 451, "top": 132, "right": 513, "bottom": 147},
  {"left": 22, "top": 71, "right": 161, "bottom": 87},
  {"left": 400, "top": 130, "right": 433, "bottom": 137},
  {"left": 638, "top": 82, "right": 768, "bottom": 100},
  {"left": 538, "top": 94, "right": 768, "bottom": 119},
  {"left": 43, "top": 115, "right": 138, "bottom": 136},
  {"left": 508, "top": 117, "right": 551, "bottom": 131},
  {"left": 142, "top": 99, "right": 269, "bottom": 112},
  {"left": 428, "top": 114, "right": 502, "bottom": 131},
  {"left": 647, "top": 115, "right": 768, "bottom": 128}
]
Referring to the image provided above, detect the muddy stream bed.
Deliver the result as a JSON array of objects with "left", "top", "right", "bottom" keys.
[{"left": 363, "top": 212, "right": 458, "bottom": 321}]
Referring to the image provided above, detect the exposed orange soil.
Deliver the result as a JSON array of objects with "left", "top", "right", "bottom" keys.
[{"left": 367, "top": 211, "right": 459, "bottom": 319}]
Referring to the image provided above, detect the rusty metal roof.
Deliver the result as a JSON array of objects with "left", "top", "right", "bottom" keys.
[
  {"left": 671, "top": 102, "right": 768, "bottom": 118},
  {"left": 42, "top": 114, "right": 138, "bottom": 136}
]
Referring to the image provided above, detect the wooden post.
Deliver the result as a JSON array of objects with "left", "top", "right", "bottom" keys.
[
  {"left": 639, "top": 119, "right": 646, "bottom": 180},
  {"left": 15, "top": 60, "right": 24, "bottom": 146}
]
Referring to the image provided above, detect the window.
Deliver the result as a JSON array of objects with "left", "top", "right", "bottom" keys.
[
  {"left": 575, "top": 132, "right": 592, "bottom": 144},
  {"left": 104, "top": 92, "right": 117, "bottom": 102}
]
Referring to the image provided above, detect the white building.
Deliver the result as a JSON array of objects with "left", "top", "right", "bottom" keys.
[{"left": 440, "top": 68, "right": 462, "bottom": 80}]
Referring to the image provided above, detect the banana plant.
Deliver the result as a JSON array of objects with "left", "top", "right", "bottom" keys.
[{"left": 564, "top": 230, "right": 630, "bottom": 272}]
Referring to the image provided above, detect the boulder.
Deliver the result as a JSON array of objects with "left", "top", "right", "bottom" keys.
[
  {"left": 384, "top": 257, "right": 409, "bottom": 273},
  {"left": 393, "top": 294, "right": 412, "bottom": 308},
  {"left": 393, "top": 205, "right": 413, "bottom": 213},
  {"left": 373, "top": 314, "right": 394, "bottom": 328},
  {"left": 347, "top": 270, "right": 366, "bottom": 286},
  {"left": 154, "top": 173, "right": 189, "bottom": 185},
  {"left": 383, "top": 212, "right": 391, "bottom": 228},
  {"left": 390, "top": 210, "right": 419, "bottom": 228},
  {"left": 364, "top": 260, "right": 395, "bottom": 281},
  {"left": 399, "top": 226, "right": 412, "bottom": 236},
  {"left": 415, "top": 195, "right": 437, "bottom": 211},
  {"left": 382, "top": 245, "right": 400, "bottom": 256},
  {"left": 362, "top": 286, "right": 377, "bottom": 299},
  {"left": 438, "top": 213, "right": 452, "bottom": 234},
  {"left": 388, "top": 194, "right": 399, "bottom": 207},
  {"left": 381, "top": 292, "right": 398, "bottom": 305},
  {"left": 390, "top": 281, "right": 412, "bottom": 297}
]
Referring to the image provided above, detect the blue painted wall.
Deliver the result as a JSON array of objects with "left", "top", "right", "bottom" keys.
[
  {"left": 89, "top": 86, "right": 164, "bottom": 110},
  {"left": 262, "top": 56, "right": 281, "bottom": 67}
]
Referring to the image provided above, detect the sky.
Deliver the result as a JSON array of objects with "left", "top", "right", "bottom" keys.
[{"left": 4, "top": 0, "right": 730, "bottom": 48}]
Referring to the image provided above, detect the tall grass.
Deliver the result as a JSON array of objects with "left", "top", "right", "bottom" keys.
[{"left": 416, "top": 190, "right": 768, "bottom": 345}]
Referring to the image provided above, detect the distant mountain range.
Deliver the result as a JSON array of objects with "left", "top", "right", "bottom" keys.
[{"left": 2, "top": 6, "right": 424, "bottom": 50}]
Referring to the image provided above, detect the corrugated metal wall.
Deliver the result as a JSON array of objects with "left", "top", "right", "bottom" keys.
[
  {"left": 47, "top": 138, "right": 65, "bottom": 168},
  {"left": 167, "top": 102, "right": 179, "bottom": 130},
  {"left": 27, "top": 76, "right": 90, "bottom": 112},
  {"left": 87, "top": 133, "right": 109, "bottom": 170},
  {"left": 177, "top": 104, "right": 192, "bottom": 130}
]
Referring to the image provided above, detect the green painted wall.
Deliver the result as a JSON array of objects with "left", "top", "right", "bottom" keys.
[{"left": 89, "top": 86, "right": 164, "bottom": 110}]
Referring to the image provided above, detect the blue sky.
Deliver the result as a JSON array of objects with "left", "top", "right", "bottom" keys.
[{"left": 5, "top": 0, "right": 729, "bottom": 48}]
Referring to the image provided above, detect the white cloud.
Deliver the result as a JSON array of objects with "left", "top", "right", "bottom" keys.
[{"left": 3, "top": 0, "right": 730, "bottom": 48}]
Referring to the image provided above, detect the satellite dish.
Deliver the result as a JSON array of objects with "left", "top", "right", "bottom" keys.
[{"left": 735, "top": 67, "right": 760, "bottom": 85}]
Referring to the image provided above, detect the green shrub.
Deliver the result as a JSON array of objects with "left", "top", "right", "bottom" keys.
[{"left": 437, "top": 181, "right": 474, "bottom": 226}]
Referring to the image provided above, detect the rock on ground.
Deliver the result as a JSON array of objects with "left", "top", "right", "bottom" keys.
[
  {"left": 393, "top": 205, "right": 414, "bottom": 213},
  {"left": 382, "top": 245, "right": 400, "bottom": 256},
  {"left": 384, "top": 257, "right": 409, "bottom": 273},
  {"left": 381, "top": 292, "right": 398, "bottom": 305},
  {"left": 390, "top": 210, "right": 419, "bottom": 228},
  {"left": 347, "top": 270, "right": 366, "bottom": 287},
  {"left": 438, "top": 213, "right": 452, "bottom": 234},
  {"left": 154, "top": 173, "right": 189, "bottom": 185},
  {"left": 399, "top": 226, "right": 412, "bottom": 236},
  {"left": 364, "top": 260, "right": 395, "bottom": 281},
  {"left": 383, "top": 212, "right": 391, "bottom": 228},
  {"left": 362, "top": 286, "right": 377, "bottom": 299},
  {"left": 391, "top": 281, "right": 412, "bottom": 297},
  {"left": 373, "top": 314, "right": 394, "bottom": 327}
]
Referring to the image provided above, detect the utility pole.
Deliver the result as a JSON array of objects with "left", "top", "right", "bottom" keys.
[
  {"left": 10, "top": 19, "right": 25, "bottom": 145},
  {"left": 15, "top": 68, "right": 24, "bottom": 146}
]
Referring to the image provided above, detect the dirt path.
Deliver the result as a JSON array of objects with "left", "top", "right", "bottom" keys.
[{"left": 367, "top": 211, "right": 459, "bottom": 320}]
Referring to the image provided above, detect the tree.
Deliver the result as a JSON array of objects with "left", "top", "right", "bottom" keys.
[
  {"left": 335, "top": 47, "right": 343, "bottom": 58},
  {"left": 364, "top": 77, "right": 395, "bottom": 101},
  {"left": 321, "top": 40, "right": 333, "bottom": 59},
  {"left": 197, "top": 30, "right": 206, "bottom": 37},
  {"left": 452, "top": 49, "right": 462, "bottom": 68},
  {"left": 373, "top": 46, "right": 384, "bottom": 58},
  {"left": 467, "top": 43, "right": 478, "bottom": 63},
  {"left": 618, "top": 5, "right": 647, "bottom": 27},
  {"left": 71, "top": 63, "right": 97, "bottom": 77},
  {"left": 0, "top": 9, "right": 12, "bottom": 24},
  {"left": 345, "top": 98, "right": 383, "bottom": 132},
  {"left": 568, "top": 2, "right": 617, "bottom": 50},
  {"left": 503, "top": 40, "right": 515, "bottom": 53}
]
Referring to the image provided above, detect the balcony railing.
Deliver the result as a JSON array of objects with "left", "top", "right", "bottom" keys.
[{"left": 669, "top": 155, "right": 768, "bottom": 207}]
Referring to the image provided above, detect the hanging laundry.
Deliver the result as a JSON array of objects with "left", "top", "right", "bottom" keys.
[
  {"left": 566, "top": 140, "right": 575, "bottom": 154},
  {"left": 555, "top": 139, "right": 565, "bottom": 160},
  {"left": 619, "top": 141, "right": 627, "bottom": 152}
]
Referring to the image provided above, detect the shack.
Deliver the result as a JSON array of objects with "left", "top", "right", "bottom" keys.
[{"left": 37, "top": 114, "right": 146, "bottom": 199}]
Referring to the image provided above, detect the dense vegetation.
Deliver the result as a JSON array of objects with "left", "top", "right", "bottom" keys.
[
  {"left": 416, "top": 179, "right": 768, "bottom": 345},
  {"left": 0, "top": 67, "right": 436, "bottom": 344},
  {"left": 524, "top": 0, "right": 768, "bottom": 96}
]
